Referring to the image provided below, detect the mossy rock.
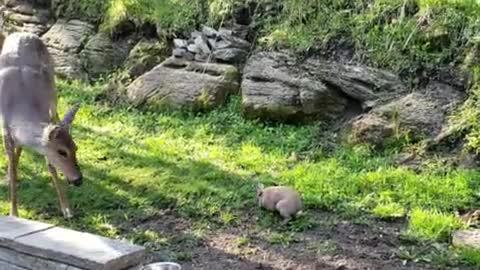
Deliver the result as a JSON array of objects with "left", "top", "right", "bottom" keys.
[
  {"left": 124, "top": 38, "right": 170, "bottom": 79},
  {"left": 126, "top": 57, "right": 240, "bottom": 112}
]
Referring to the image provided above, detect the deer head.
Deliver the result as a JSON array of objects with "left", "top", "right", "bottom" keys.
[{"left": 42, "top": 105, "right": 82, "bottom": 186}]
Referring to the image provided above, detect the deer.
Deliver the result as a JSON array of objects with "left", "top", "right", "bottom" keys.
[{"left": 0, "top": 32, "right": 82, "bottom": 219}]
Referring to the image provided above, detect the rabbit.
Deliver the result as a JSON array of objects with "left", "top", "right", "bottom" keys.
[{"left": 256, "top": 183, "right": 303, "bottom": 224}]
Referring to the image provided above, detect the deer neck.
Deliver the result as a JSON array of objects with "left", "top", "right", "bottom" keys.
[{"left": 9, "top": 121, "right": 54, "bottom": 155}]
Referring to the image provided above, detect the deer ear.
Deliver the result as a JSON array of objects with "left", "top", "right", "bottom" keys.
[{"left": 61, "top": 104, "right": 80, "bottom": 127}]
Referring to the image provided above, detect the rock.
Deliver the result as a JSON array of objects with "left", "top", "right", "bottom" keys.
[
  {"left": 213, "top": 48, "right": 248, "bottom": 63},
  {"left": 202, "top": 25, "right": 218, "bottom": 37},
  {"left": 302, "top": 58, "right": 407, "bottom": 106},
  {"left": 241, "top": 52, "right": 405, "bottom": 122},
  {"left": 173, "top": 38, "right": 188, "bottom": 49},
  {"left": 372, "top": 82, "right": 464, "bottom": 140},
  {"left": 457, "top": 153, "right": 479, "bottom": 169},
  {"left": 191, "top": 30, "right": 202, "bottom": 39},
  {"left": 42, "top": 19, "right": 95, "bottom": 80},
  {"left": 207, "top": 38, "right": 216, "bottom": 49},
  {"left": 347, "top": 82, "right": 465, "bottom": 145},
  {"left": 187, "top": 43, "right": 199, "bottom": 54},
  {"left": 452, "top": 229, "right": 480, "bottom": 249},
  {"left": 229, "top": 23, "right": 250, "bottom": 40},
  {"left": 241, "top": 52, "right": 348, "bottom": 122},
  {"left": 184, "top": 51, "right": 195, "bottom": 61},
  {"left": 124, "top": 38, "right": 169, "bottom": 79},
  {"left": 218, "top": 32, "right": 250, "bottom": 50},
  {"left": 194, "top": 35, "right": 211, "bottom": 54},
  {"left": 347, "top": 114, "right": 394, "bottom": 146},
  {"left": 1, "top": 0, "right": 53, "bottom": 35},
  {"left": 218, "top": 28, "right": 233, "bottom": 36},
  {"left": 194, "top": 53, "right": 209, "bottom": 62},
  {"left": 42, "top": 19, "right": 94, "bottom": 51},
  {"left": 173, "top": 48, "right": 187, "bottom": 58},
  {"left": 80, "top": 32, "right": 134, "bottom": 78},
  {"left": 126, "top": 57, "right": 240, "bottom": 111}
]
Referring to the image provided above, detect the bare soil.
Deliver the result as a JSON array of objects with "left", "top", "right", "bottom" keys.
[{"left": 135, "top": 210, "right": 467, "bottom": 270}]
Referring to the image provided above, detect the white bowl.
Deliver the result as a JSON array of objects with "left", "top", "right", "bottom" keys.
[{"left": 142, "top": 262, "right": 182, "bottom": 270}]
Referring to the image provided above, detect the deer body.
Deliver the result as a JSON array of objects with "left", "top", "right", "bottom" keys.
[
  {"left": 256, "top": 184, "right": 303, "bottom": 224},
  {"left": 0, "top": 32, "right": 82, "bottom": 218}
]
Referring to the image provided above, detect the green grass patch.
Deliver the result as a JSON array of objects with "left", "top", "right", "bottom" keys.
[
  {"left": 457, "top": 247, "right": 480, "bottom": 268},
  {"left": 372, "top": 202, "right": 406, "bottom": 219},
  {"left": 406, "top": 208, "right": 466, "bottom": 242},
  {"left": 101, "top": 0, "right": 241, "bottom": 34},
  {"left": 0, "top": 79, "right": 478, "bottom": 249},
  {"left": 53, "top": 0, "right": 110, "bottom": 23},
  {"left": 258, "top": 0, "right": 480, "bottom": 80}
]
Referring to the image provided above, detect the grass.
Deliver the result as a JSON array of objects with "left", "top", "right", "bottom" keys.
[
  {"left": 407, "top": 208, "right": 466, "bottom": 242},
  {"left": 372, "top": 202, "right": 406, "bottom": 219},
  {"left": 35, "top": 0, "right": 480, "bottom": 267},
  {"left": 0, "top": 79, "right": 478, "bottom": 246},
  {"left": 101, "top": 0, "right": 239, "bottom": 34},
  {"left": 257, "top": 0, "right": 480, "bottom": 81},
  {"left": 70, "top": 0, "right": 480, "bottom": 84},
  {"left": 457, "top": 247, "right": 480, "bottom": 268},
  {"left": 53, "top": 0, "right": 110, "bottom": 23}
]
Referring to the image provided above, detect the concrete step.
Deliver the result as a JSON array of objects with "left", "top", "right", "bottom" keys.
[{"left": 0, "top": 216, "right": 146, "bottom": 270}]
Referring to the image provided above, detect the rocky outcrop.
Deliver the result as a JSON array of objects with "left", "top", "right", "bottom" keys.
[
  {"left": 0, "top": 0, "right": 53, "bottom": 35},
  {"left": 241, "top": 52, "right": 406, "bottom": 122},
  {"left": 241, "top": 52, "right": 347, "bottom": 122},
  {"left": 124, "top": 38, "right": 169, "bottom": 79},
  {"left": 347, "top": 83, "right": 465, "bottom": 145},
  {"left": 126, "top": 57, "right": 240, "bottom": 111},
  {"left": 41, "top": 19, "right": 95, "bottom": 80},
  {"left": 301, "top": 58, "right": 407, "bottom": 108},
  {"left": 173, "top": 25, "right": 251, "bottom": 66},
  {"left": 80, "top": 32, "right": 135, "bottom": 78}
]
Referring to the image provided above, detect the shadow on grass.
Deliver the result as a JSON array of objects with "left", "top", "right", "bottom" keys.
[{"left": 0, "top": 121, "right": 266, "bottom": 231}]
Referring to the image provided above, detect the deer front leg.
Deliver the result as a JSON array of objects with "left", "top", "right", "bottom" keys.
[
  {"left": 46, "top": 161, "right": 73, "bottom": 219},
  {"left": 4, "top": 133, "right": 19, "bottom": 217}
]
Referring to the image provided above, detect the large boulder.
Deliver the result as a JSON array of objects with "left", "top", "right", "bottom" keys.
[
  {"left": 302, "top": 58, "right": 407, "bottom": 107},
  {"left": 41, "top": 19, "right": 95, "bottom": 80},
  {"left": 241, "top": 52, "right": 348, "bottom": 122},
  {"left": 124, "top": 38, "right": 170, "bottom": 79},
  {"left": 347, "top": 114, "right": 394, "bottom": 146},
  {"left": 347, "top": 82, "right": 465, "bottom": 145},
  {"left": 126, "top": 57, "right": 240, "bottom": 111},
  {"left": 1, "top": 0, "right": 53, "bottom": 36},
  {"left": 80, "top": 32, "right": 135, "bottom": 78},
  {"left": 241, "top": 52, "right": 406, "bottom": 122}
]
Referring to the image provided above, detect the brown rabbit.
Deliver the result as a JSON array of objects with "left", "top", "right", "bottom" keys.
[{"left": 256, "top": 183, "right": 303, "bottom": 224}]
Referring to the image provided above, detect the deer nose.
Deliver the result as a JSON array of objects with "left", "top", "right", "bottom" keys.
[{"left": 71, "top": 177, "right": 83, "bottom": 187}]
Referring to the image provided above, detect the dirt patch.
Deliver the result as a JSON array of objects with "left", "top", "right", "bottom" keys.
[{"left": 131, "top": 210, "right": 462, "bottom": 270}]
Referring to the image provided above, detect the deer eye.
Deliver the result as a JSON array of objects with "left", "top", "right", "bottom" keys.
[{"left": 57, "top": 150, "right": 68, "bottom": 157}]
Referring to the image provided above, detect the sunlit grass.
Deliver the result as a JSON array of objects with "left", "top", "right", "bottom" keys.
[
  {"left": 407, "top": 208, "right": 466, "bottom": 242},
  {"left": 0, "top": 79, "right": 478, "bottom": 251}
]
